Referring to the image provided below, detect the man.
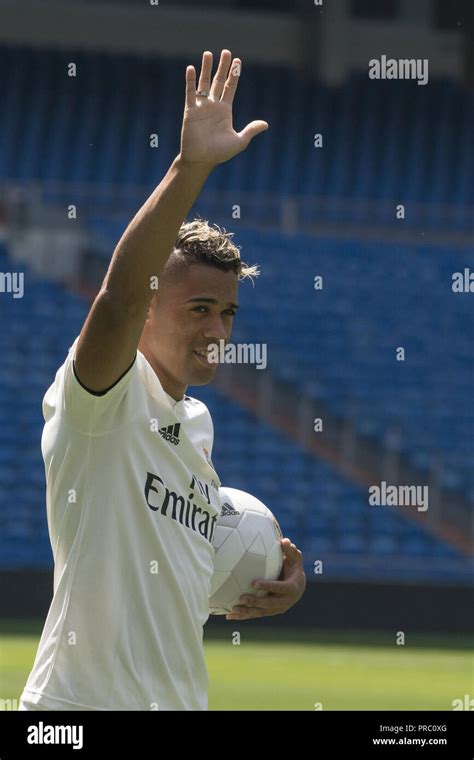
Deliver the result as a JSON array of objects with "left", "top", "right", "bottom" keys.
[{"left": 19, "top": 50, "right": 306, "bottom": 711}]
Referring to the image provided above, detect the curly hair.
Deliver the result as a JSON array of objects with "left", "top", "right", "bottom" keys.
[{"left": 163, "top": 217, "right": 260, "bottom": 285}]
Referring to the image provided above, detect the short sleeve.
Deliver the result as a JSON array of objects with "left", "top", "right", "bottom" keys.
[{"left": 59, "top": 337, "right": 141, "bottom": 434}]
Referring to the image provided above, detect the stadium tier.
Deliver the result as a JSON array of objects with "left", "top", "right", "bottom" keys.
[
  {"left": 0, "top": 242, "right": 470, "bottom": 583},
  {"left": 233, "top": 229, "right": 474, "bottom": 497},
  {"left": 0, "top": 45, "right": 472, "bottom": 229},
  {"left": 198, "top": 385, "right": 469, "bottom": 585}
]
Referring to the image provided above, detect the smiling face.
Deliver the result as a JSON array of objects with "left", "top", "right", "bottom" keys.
[{"left": 139, "top": 263, "right": 239, "bottom": 401}]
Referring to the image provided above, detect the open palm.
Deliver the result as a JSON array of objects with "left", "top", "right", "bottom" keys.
[{"left": 180, "top": 50, "right": 268, "bottom": 167}]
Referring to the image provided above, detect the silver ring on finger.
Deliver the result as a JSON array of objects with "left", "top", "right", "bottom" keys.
[{"left": 197, "top": 90, "right": 209, "bottom": 97}]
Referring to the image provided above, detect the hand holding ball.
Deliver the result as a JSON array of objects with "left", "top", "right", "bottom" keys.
[{"left": 209, "top": 487, "right": 284, "bottom": 615}]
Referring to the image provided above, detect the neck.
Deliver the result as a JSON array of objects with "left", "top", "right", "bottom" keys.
[{"left": 139, "top": 346, "right": 186, "bottom": 402}]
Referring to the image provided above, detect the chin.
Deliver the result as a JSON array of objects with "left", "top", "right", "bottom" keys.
[{"left": 189, "top": 368, "right": 217, "bottom": 387}]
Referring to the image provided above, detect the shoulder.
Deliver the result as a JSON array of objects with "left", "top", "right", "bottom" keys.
[
  {"left": 183, "top": 393, "right": 214, "bottom": 430},
  {"left": 184, "top": 393, "right": 210, "bottom": 415}
]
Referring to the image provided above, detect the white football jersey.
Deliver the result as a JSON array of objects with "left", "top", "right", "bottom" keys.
[{"left": 20, "top": 337, "right": 221, "bottom": 710}]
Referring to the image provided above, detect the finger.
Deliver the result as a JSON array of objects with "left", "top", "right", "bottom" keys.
[
  {"left": 221, "top": 57, "right": 242, "bottom": 105},
  {"left": 226, "top": 607, "right": 266, "bottom": 620},
  {"left": 185, "top": 65, "right": 196, "bottom": 108},
  {"left": 238, "top": 593, "right": 272, "bottom": 609},
  {"left": 281, "top": 539, "right": 303, "bottom": 563},
  {"left": 237, "top": 119, "right": 269, "bottom": 149},
  {"left": 197, "top": 50, "right": 213, "bottom": 95},
  {"left": 210, "top": 49, "right": 232, "bottom": 100},
  {"left": 251, "top": 578, "right": 287, "bottom": 593}
]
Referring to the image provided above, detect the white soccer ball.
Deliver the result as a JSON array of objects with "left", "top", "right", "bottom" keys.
[{"left": 209, "top": 486, "right": 284, "bottom": 615}]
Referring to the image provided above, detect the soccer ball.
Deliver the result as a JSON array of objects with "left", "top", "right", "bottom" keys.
[{"left": 209, "top": 486, "right": 284, "bottom": 615}]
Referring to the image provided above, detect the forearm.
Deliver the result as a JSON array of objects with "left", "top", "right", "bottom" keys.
[{"left": 102, "top": 154, "right": 212, "bottom": 309}]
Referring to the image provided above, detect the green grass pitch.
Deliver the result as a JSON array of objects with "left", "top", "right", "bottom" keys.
[{"left": 1, "top": 621, "right": 472, "bottom": 710}]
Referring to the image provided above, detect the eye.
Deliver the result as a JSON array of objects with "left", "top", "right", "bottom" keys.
[
  {"left": 224, "top": 309, "right": 237, "bottom": 317},
  {"left": 192, "top": 306, "right": 208, "bottom": 313}
]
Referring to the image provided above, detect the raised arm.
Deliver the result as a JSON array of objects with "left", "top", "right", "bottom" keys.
[{"left": 75, "top": 49, "right": 268, "bottom": 393}]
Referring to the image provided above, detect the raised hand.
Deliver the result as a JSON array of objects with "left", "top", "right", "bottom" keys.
[{"left": 179, "top": 49, "right": 269, "bottom": 168}]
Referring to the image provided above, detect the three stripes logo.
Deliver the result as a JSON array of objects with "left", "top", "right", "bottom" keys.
[
  {"left": 159, "top": 423, "right": 181, "bottom": 446},
  {"left": 220, "top": 501, "right": 239, "bottom": 517}
]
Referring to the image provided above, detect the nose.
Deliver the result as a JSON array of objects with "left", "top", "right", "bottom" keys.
[{"left": 203, "top": 314, "right": 228, "bottom": 343}]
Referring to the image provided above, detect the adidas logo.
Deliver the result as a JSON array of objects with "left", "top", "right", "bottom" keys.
[
  {"left": 159, "top": 423, "right": 181, "bottom": 446},
  {"left": 220, "top": 501, "right": 239, "bottom": 517}
]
